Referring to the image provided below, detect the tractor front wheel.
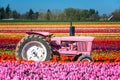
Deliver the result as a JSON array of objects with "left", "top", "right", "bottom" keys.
[
  {"left": 15, "top": 34, "right": 52, "bottom": 62},
  {"left": 77, "top": 55, "right": 94, "bottom": 62}
]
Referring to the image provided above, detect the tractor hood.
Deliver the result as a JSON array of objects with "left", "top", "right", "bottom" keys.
[
  {"left": 26, "top": 31, "right": 52, "bottom": 37},
  {"left": 51, "top": 36, "right": 94, "bottom": 42}
]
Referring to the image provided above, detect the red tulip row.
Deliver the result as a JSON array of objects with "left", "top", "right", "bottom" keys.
[
  {"left": 0, "top": 37, "right": 119, "bottom": 50},
  {"left": 0, "top": 38, "right": 21, "bottom": 44},
  {"left": 0, "top": 24, "right": 120, "bottom": 33},
  {"left": 0, "top": 53, "right": 119, "bottom": 62},
  {"left": 0, "top": 24, "right": 120, "bottom": 28},
  {"left": 39, "top": 29, "right": 120, "bottom": 33},
  {"left": 2, "top": 37, "right": 119, "bottom": 44}
]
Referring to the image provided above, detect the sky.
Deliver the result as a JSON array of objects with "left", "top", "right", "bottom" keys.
[{"left": 0, "top": 0, "right": 120, "bottom": 15}]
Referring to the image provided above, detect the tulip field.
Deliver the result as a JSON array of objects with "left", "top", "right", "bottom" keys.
[
  {"left": 0, "top": 61, "right": 120, "bottom": 80},
  {"left": 0, "top": 21, "right": 120, "bottom": 79}
]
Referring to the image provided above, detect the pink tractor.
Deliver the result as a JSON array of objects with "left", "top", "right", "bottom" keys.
[{"left": 15, "top": 26, "right": 94, "bottom": 62}]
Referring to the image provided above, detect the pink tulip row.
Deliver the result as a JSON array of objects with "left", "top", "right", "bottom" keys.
[{"left": 0, "top": 61, "right": 119, "bottom": 80}]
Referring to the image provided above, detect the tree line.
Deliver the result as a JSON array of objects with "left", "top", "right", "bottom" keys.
[{"left": 0, "top": 4, "right": 120, "bottom": 21}]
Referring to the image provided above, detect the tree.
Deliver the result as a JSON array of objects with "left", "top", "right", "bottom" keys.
[
  {"left": 28, "top": 9, "right": 34, "bottom": 19},
  {"left": 21, "top": 9, "right": 39, "bottom": 20},
  {"left": 52, "top": 9, "right": 62, "bottom": 20},
  {"left": 89, "top": 9, "right": 95, "bottom": 16},
  {"left": 58, "top": 13, "right": 66, "bottom": 20},
  {"left": 112, "top": 9, "right": 120, "bottom": 21},
  {"left": 12, "top": 10, "right": 20, "bottom": 19},
  {"left": 0, "top": 4, "right": 102, "bottom": 21},
  {"left": 80, "top": 9, "right": 89, "bottom": 20},
  {"left": 34, "top": 12, "right": 39, "bottom": 19},
  {"left": 5, "top": 4, "right": 11, "bottom": 18},
  {"left": 20, "top": 13, "right": 28, "bottom": 20},
  {"left": 46, "top": 9, "right": 52, "bottom": 20},
  {"left": 0, "top": 7, "right": 5, "bottom": 19},
  {"left": 74, "top": 9, "right": 81, "bottom": 20},
  {"left": 99, "top": 14, "right": 108, "bottom": 21},
  {"left": 87, "top": 9, "right": 99, "bottom": 21},
  {"left": 38, "top": 12, "right": 46, "bottom": 20},
  {"left": 64, "top": 8, "right": 76, "bottom": 20}
]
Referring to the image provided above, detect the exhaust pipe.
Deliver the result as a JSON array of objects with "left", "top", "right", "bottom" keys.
[{"left": 70, "top": 21, "right": 75, "bottom": 36}]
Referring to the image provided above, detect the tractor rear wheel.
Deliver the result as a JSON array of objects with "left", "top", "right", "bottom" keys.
[
  {"left": 15, "top": 34, "right": 52, "bottom": 62},
  {"left": 77, "top": 55, "right": 94, "bottom": 62}
]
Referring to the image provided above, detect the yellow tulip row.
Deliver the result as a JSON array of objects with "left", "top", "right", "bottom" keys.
[{"left": 0, "top": 22, "right": 120, "bottom": 25}]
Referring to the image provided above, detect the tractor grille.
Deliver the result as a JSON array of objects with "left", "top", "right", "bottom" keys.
[{"left": 77, "top": 42, "right": 88, "bottom": 52}]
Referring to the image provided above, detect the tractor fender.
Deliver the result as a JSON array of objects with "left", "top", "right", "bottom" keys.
[{"left": 26, "top": 31, "right": 51, "bottom": 37}]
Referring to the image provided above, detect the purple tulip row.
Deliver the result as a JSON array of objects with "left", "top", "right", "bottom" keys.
[
  {"left": 0, "top": 61, "right": 120, "bottom": 80},
  {"left": 92, "top": 46, "right": 120, "bottom": 51},
  {"left": 0, "top": 43, "right": 120, "bottom": 51},
  {"left": 0, "top": 44, "right": 16, "bottom": 49}
]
